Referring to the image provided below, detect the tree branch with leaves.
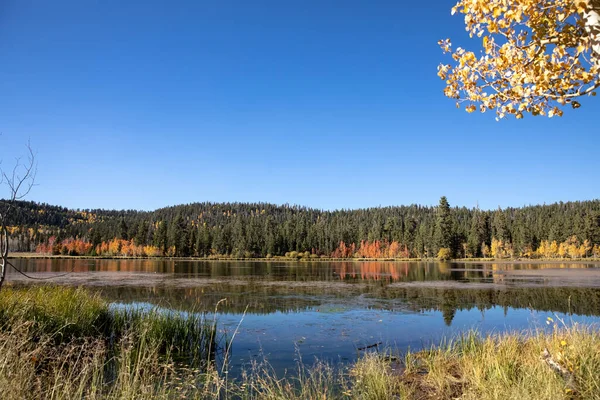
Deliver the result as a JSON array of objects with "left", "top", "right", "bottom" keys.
[{"left": 438, "top": 0, "right": 600, "bottom": 119}]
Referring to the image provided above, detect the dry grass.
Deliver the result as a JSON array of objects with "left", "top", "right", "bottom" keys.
[
  {"left": 349, "top": 353, "right": 406, "bottom": 400},
  {"left": 232, "top": 360, "right": 341, "bottom": 399},
  {"left": 0, "top": 320, "right": 223, "bottom": 399},
  {"left": 0, "top": 286, "right": 219, "bottom": 399},
  {"left": 394, "top": 324, "right": 600, "bottom": 399}
]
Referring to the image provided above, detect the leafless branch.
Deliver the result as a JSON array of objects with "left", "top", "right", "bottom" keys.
[
  {"left": 0, "top": 140, "right": 38, "bottom": 290},
  {"left": 1, "top": 141, "right": 37, "bottom": 204}
]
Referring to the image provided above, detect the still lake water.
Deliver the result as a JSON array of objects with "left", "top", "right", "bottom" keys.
[{"left": 8, "top": 259, "right": 600, "bottom": 373}]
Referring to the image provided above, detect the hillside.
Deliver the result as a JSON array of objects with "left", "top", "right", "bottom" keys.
[{"left": 4, "top": 198, "right": 600, "bottom": 259}]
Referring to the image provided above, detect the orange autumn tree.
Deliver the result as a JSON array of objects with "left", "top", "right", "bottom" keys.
[
  {"left": 331, "top": 240, "right": 410, "bottom": 259},
  {"left": 438, "top": 0, "right": 600, "bottom": 119},
  {"left": 331, "top": 241, "right": 356, "bottom": 258},
  {"left": 356, "top": 240, "right": 383, "bottom": 258}
]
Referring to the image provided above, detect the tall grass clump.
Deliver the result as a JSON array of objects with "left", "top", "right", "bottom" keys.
[
  {"left": 233, "top": 358, "right": 343, "bottom": 399},
  {"left": 395, "top": 324, "right": 600, "bottom": 399},
  {"left": 0, "top": 285, "right": 111, "bottom": 338},
  {"left": 349, "top": 352, "right": 405, "bottom": 400},
  {"left": 0, "top": 286, "right": 216, "bottom": 364},
  {"left": 0, "top": 320, "right": 223, "bottom": 399},
  {"left": 0, "top": 285, "right": 220, "bottom": 399},
  {"left": 110, "top": 306, "right": 217, "bottom": 367}
]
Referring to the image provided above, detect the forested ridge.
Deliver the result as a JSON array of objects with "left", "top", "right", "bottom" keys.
[{"left": 5, "top": 197, "right": 600, "bottom": 259}]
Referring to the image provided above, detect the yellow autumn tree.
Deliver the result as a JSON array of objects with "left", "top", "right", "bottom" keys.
[
  {"left": 538, "top": 240, "right": 561, "bottom": 258},
  {"left": 550, "top": 240, "right": 560, "bottom": 257},
  {"left": 537, "top": 240, "right": 549, "bottom": 257},
  {"left": 438, "top": 0, "right": 600, "bottom": 119},
  {"left": 593, "top": 244, "right": 600, "bottom": 257},
  {"left": 491, "top": 238, "right": 504, "bottom": 258},
  {"left": 481, "top": 242, "right": 491, "bottom": 258},
  {"left": 564, "top": 235, "right": 581, "bottom": 257},
  {"left": 437, "top": 247, "right": 453, "bottom": 260},
  {"left": 558, "top": 242, "right": 569, "bottom": 258},
  {"left": 582, "top": 239, "right": 592, "bottom": 257}
]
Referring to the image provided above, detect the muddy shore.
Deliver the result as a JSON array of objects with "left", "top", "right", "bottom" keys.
[{"left": 6, "top": 266, "right": 600, "bottom": 289}]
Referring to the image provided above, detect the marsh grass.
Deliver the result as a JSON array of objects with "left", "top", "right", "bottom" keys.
[
  {"left": 229, "top": 354, "right": 345, "bottom": 400},
  {"left": 109, "top": 306, "right": 217, "bottom": 367},
  {"left": 0, "top": 285, "right": 110, "bottom": 338},
  {"left": 0, "top": 320, "right": 223, "bottom": 399},
  {"left": 0, "top": 285, "right": 219, "bottom": 399},
  {"left": 0, "top": 286, "right": 217, "bottom": 361},
  {"left": 393, "top": 324, "right": 600, "bottom": 399}
]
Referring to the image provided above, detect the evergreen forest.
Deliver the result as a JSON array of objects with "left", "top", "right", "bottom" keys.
[{"left": 5, "top": 197, "right": 600, "bottom": 259}]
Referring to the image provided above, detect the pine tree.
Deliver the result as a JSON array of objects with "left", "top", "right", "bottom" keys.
[
  {"left": 467, "top": 212, "right": 481, "bottom": 257},
  {"left": 189, "top": 225, "right": 197, "bottom": 256},
  {"left": 154, "top": 220, "right": 168, "bottom": 255},
  {"left": 119, "top": 218, "right": 128, "bottom": 240},
  {"left": 196, "top": 224, "right": 212, "bottom": 257},
  {"left": 434, "top": 196, "right": 453, "bottom": 254},
  {"left": 492, "top": 209, "right": 510, "bottom": 242},
  {"left": 585, "top": 211, "right": 600, "bottom": 244},
  {"left": 134, "top": 221, "right": 149, "bottom": 246},
  {"left": 169, "top": 214, "right": 189, "bottom": 257},
  {"left": 468, "top": 209, "right": 490, "bottom": 257}
]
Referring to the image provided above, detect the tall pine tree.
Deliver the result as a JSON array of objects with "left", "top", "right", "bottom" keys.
[{"left": 434, "top": 196, "right": 453, "bottom": 255}]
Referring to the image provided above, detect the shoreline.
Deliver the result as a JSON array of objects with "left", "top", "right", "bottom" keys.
[
  {"left": 7, "top": 268, "right": 600, "bottom": 289},
  {"left": 8, "top": 252, "right": 600, "bottom": 264}
]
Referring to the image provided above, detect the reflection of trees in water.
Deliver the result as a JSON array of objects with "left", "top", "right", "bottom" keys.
[
  {"left": 336, "top": 262, "right": 446, "bottom": 282},
  {"left": 441, "top": 290, "right": 458, "bottom": 326},
  {"left": 488, "top": 263, "right": 596, "bottom": 271},
  {"left": 10, "top": 259, "right": 600, "bottom": 326},
  {"left": 94, "top": 284, "right": 600, "bottom": 326},
  {"left": 3, "top": 259, "right": 480, "bottom": 281},
  {"left": 10, "top": 259, "right": 600, "bottom": 285},
  {"left": 376, "top": 286, "right": 600, "bottom": 324},
  {"left": 96, "top": 285, "right": 323, "bottom": 315}
]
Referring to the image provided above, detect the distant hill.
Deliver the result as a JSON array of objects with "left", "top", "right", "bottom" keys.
[{"left": 4, "top": 198, "right": 600, "bottom": 259}]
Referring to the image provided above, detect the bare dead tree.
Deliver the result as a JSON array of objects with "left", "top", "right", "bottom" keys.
[{"left": 0, "top": 141, "right": 37, "bottom": 290}]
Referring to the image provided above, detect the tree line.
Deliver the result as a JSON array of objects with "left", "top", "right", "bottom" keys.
[{"left": 5, "top": 197, "right": 600, "bottom": 259}]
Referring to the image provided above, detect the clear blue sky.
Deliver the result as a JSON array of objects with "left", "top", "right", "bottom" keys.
[{"left": 0, "top": 0, "right": 598, "bottom": 211}]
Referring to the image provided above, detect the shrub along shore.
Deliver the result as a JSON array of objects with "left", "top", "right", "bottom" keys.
[
  {"left": 0, "top": 286, "right": 599, "bottom": 399},
  {"left": 8, "top": 251, "right": 600, "bottom": 263}
]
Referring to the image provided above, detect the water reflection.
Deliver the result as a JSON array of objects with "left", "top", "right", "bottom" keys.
[
  {"left": 8, "top": 260, "right": 600, "bottom": 322},
  {"left": 93, "top": 285, "right": 600, "bottom": 321},
  {"left": 8, "top": 259, "right": 600, "bottom": 374},
  {"left": 9, "top": 259, "right": 600, "bottom": 283}
]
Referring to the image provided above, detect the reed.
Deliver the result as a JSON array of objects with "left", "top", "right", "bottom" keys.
[
  {"left": 359, "top": 323, "right": 600, "bottom": 399},
  {"left": 0, "top": 285, "right": 218, "bottom": 399}
]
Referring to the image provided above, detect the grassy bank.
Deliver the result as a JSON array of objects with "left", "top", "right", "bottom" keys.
[
  {"left": 1, "top": 286, "right": 599, "bottom": 399},
  {"left": 372, "top": 325, "right": 600, "bottom": 399},
  {"left": 0, "top": 286, "right": 217, "bottom": 399}
]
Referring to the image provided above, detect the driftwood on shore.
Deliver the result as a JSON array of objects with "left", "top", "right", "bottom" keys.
[{"left": 541, "top": 348, "right": 575, "bottom": 389}]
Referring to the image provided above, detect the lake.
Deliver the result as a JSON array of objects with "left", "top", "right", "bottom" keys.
[{"left": 7, "top": 259, "right": 600, "bottom": 374}]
